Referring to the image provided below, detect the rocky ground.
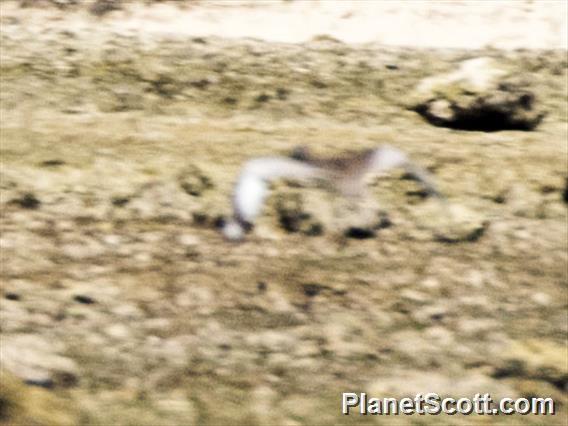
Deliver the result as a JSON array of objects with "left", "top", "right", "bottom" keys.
[{"left": 1, "top": 2, "right": 567, "bottom": 425}]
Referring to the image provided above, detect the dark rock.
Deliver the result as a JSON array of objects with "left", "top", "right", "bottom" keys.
[
  {"left": 223, "top": 96, "right": 238, "bottom": 105},
  {"left": 257, "top": 281, "right": 267, "bottom": 293},
  {"left": 344, "top": 227, "right": 376, "bottom": 239},
  {"left": 4, "top": 292, "right": 20, "bottom": 301},
  {"left": 490, "top": 340, "right": 567, "bottom": 391},
  {"left": 192, "top": 212, "right": 227, "bottom": 230},
  {"left": 111, "top": 196, "right": 129, "bottom": 207},
  {"left": 39, "top": 159, "right": 65, "bottom": 167},
  {"left": 177, "top": 164, "right": 213, "bottom": 197},
  {"left": 274, "top": 191, "right": 324, "bottom": 236},
  {"left": 303, "top": 222, "right": 324, "bottom": 236},
  {"left": 54, "top": 371, "right": 79, "bottom": 388},
  {"left": 414, "top": 93, "right": 545, "bottom": 131},
  {"left": 190, "top": 78, "right": 211, "bottom": 90},
  {"left": 492, "top": 192, "right": 507, "bottom": 204},
  {"left": 213, "top": 215, "right": 226, "bottom": 229},
  {"left": 376, "top": 213, "right": 392, "bottom": 229},
  {"left": 73, "top": 295, "right": 95, "bottom": 305},
  {"left": 13, "top": 193, "right": 41, "bottom": 209},
  {"left": 289, "top": 145, "right": 312, "bottom": 162},
  {"left": 192, "top": 211, "right": 208, "bottom": 226},
  {"left": 279, "top": 211, "right": 308, "bottom": 232},
  {"left": 302, "top": 283, "right": 324, "bottom": 297},
  {"left": 149, "top": 74, "right": 177, "bottom": 99},
  {"left": 255, "top": 93, "right": 271, "bottom": 103},
  {"left": 24, "top": 378, "right": 54, "bottom": 389},
  {"left": 310, "top": 79, "right": 327, "bottom": 89},
  {"left": 2, "top": 335, "right": 80, "bottom": 395},
  {"left": 89, "top": 0, "right": 121, "bottom": 17},
  {"left": 406, "top": 189, "right": 430, "bottom": 199},
  {"left": 276, "top": 88, "right": 289, "bottom": 100},
  {"left": 411, "top": 57, "right": 545, "bottom": 131}
]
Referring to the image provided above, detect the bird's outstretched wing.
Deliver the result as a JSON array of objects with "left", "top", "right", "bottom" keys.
[
  {"left": 368, "top": 145, "right": 443, "bottom": 199},
  {"left": 222, "top": 146, "right": 445, "bottom": 241},
  {"left": 223, "top": 157, "right": 323, "bottom": 241}
]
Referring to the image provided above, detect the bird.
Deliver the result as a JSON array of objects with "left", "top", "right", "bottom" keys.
[{"left": 222, "top": 145, "right": 444, "bottom": 241}]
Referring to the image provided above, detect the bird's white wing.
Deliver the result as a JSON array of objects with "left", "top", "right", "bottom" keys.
[
  {"left": 223, "top": 157, "right": 322, "bottom": 240},
  {"left": 369, "top": 145, "right": 442, "bottom": 198}
]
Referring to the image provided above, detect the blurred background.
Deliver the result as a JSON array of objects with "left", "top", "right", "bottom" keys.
[{"left": 1, "top": 1, "right": 567, "bottom": 425}]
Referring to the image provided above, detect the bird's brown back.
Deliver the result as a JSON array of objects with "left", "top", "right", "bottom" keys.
[
  {"left": 289, "top": 147, "right": 376, "bottom": 197},
  {"left": 292, "top": 147, "right": 375, "bottom": 177}
]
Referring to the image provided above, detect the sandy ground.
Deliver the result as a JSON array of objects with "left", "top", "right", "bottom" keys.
[
  {"left": 1, "top": 0, "right": 567, "bottom": 49},
  {"left": 0, "top": 1, "right": 567, "bottom": 425}
]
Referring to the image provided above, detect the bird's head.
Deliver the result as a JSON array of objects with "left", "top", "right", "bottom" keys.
[{"left": 222, "top": 217, "right": 253, "bottom": 242}]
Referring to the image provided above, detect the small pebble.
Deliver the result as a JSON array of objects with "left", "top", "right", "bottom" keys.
[
  {"left": 5, "top": 292, "right": 20, "bottom": 301},
  {"left": 302, "top": 283, "right": 323, "bottom": 297},
  {"left": 73, "top": 295, "right": 95, "bottom": 305}
]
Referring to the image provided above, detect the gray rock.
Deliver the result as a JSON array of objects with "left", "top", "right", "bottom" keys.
[
  {"left": 11, "top": 192, "right": 41, "bottom": 209},
  {"left": 492, "top": 340, "right": 567, "bottom": 388},
  {"left": 177, "top": 164, "right": 213, "bottom": 197},
  {"left": 411, "top": 57, "right": 545, "bottom": 131},
  {"left": 2, "top": 334, "right": 79, "bottom": 388},
  {"left": 434, "top": 204, "right": 488, "bottom": 243}
]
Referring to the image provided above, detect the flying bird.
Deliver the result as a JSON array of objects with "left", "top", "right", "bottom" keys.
[{"left": 222, "top": 145, "right": 443, "bottom": 241}]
